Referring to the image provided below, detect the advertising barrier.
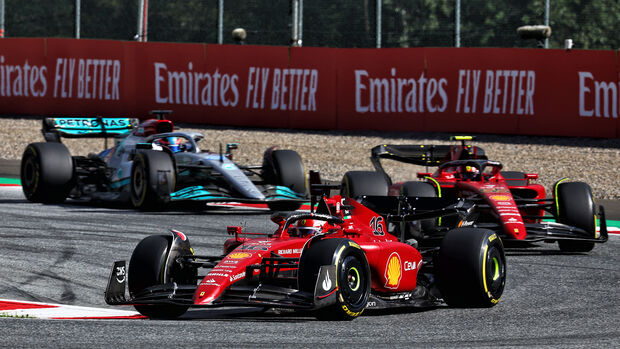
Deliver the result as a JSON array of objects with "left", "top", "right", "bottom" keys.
[{"left": 0, "top": 38, "right": 618, "bottom": 137}]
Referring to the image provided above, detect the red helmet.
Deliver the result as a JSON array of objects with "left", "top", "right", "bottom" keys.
[{"left": 296, "top": 219, "right": 324, "bottom": 237}]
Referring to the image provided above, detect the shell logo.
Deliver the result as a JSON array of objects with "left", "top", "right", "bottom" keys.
[
  {"left": 384, "top": 252, "right": 402, "bottom": 289},
  {"left": 228, "top": 252, "right": 251, "bottom": 259},
  {"left": 491, "top": 195, "right": 511, "bottom": 201}
]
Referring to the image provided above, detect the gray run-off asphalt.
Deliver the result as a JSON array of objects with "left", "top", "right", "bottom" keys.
[{"left": 0, "top": 186, "right": 618, "bottom": 348}]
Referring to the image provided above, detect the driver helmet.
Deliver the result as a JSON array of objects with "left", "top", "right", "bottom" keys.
[
  {"left": 296, "top": 219, "right": 324, "bottom": 237},
  {"left": 463, "top": 165, "right": 479, "bottom": 180},
  {"left": 156, "top": 137, "right": 183, "bottom": 153}
]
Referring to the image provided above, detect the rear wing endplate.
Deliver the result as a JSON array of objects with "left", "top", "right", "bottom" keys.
[{"left": 42, "top": 117, "right": 139, "bottom": 142}]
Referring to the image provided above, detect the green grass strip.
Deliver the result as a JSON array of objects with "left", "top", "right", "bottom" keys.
[{"left": 0, "top": 177, "right": 20, "bottom": 185}]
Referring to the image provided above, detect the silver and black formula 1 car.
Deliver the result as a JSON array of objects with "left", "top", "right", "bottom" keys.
[{"left": 21, "top": 115, "right": 307, "bottom": 210}]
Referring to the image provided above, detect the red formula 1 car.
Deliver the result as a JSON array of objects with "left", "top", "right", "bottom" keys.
[
  {"left": 105, "top": 177, "right": 506, "bottom": 320},
  {"left": 341, "top": 137, "right": 608, "bottom": 252}
]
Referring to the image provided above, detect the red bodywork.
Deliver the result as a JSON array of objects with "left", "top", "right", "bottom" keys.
[
  {"left": 132, "top": 118, "right": 174, "bottom": 137},
  {"left": 193, "top": 195, "right": 423, "bottom": 306},
  {"left": 393, "top": 160, "right": 546, "bottom": 241}
]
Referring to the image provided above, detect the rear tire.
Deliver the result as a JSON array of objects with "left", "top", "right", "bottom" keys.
[
  {"left": 130, "top": 151, "right": 175, "bottom": 210},
  {"left": 340, "top": 171, "right": 388, "bottom": 199},
  {"left": 437, "top": 228, "right": 506, "bottom": 307},
  {"left": 263, "top": 149, "right": 306, "bottom": 211},
  {"left": 21, "top": 142, "right": 74, "bottom": 203},
  {"left": 128, "top": 235, "right": 189, "bottom": 319},
  {"left": 401, "top": 181, "right": 438, "bottom": 236},
  {"left": 299, "top": 238, "right": 370, "bottom": 321},
  {"left": 556, "top": 182, "right": 596, "bottom": 252}
]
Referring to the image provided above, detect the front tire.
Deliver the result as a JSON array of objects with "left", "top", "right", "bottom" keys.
[
  {"left": 340, "top": 171, "right": 388, "bottom": 199},
  {"left": 21, "top": 142, "right": 74, "bottom": 203},
  {"left": 128, "top": 235, "right": 189, "bottom": 319},
  {"left": 556, "top": 181, "right": 597, "bottom": 252},
  {"left": 130, "top": 150, "right": 175, "bottom": 210},
  {"left": 437, "top": 228, "right": 506, "bottom": 307},
  {"left": 299, "top": 238, "right": 370, "bottom": 321}
]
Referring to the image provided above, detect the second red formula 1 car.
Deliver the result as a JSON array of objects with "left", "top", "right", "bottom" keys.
[
  {"left": 105, "top": 174, "right": 506, "bottom": 320},
  {"left": 341, "top": 137, "right": 608, "bottom": 252}
]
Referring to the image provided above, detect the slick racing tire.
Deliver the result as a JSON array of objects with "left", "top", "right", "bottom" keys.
[
  {"left": 21, "top": 142, "right": 74, "bottom": 203},
  {"left": 340, "top": 171, "right": 388, "bottom": 199},
  {"left": 128, "top": 235, "right": 189, "bottom": 319},
  {"left": 401, "top": 181, "right": 438, "bottom": 237},
  {"left": 437, "top": 228, "right": 506, "bottom": 308},
  {"left": 556, "top": 181, "right": 597, "bottom": 253},
  {"left": 262, "top": 148, "right": 306, "bottom": 211},
  {"left": 299, "top": 238, "right": 370, "bottom": 321},
  {"left": 130, "top": 150, "right": 175, "bottom": 210}
]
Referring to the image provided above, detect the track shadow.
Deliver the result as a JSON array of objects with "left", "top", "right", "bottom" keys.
[
  {"left": 175, "top": 307, "right": 315, "bottom": 322},
  {"left": 167, "top": 304, "right": 442, "bottom": 322},
  {"left": 505, "top": 248, "right": 588, "bottom": 256}
]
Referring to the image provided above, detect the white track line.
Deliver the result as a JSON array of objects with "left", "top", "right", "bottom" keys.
[{"left": 0, "top": 299, "right": 143, "bottom": 320}]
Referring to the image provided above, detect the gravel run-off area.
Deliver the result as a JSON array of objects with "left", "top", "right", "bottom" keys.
[{"left": 1, "top": 117, "right": 618, "bottom": 200}]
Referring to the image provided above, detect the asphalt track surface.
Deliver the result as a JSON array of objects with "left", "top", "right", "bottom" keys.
[{"left": 0, "top": 185, "right": 619, "bottom": 348}]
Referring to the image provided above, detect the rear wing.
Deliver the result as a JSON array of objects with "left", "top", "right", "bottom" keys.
[
  {"left": 371, "top": 143, "right": 487, "bottom": 167},
  {"left": 42, "top": 117, "right": 138, "bottom": 142},
  {"left": 371, "top": 144, "right": 454, "bottom": 167}
]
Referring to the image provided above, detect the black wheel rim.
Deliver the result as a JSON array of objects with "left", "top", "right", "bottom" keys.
[
  {"left": 339, "top": 255, "right": 366, "bottom": 306},
  {"left": 484, "top": 246, "right": 505, "bottom": 297},
  {"left": 132, "top": 163, "right": 145, "bottom": 198},
  {"left": 22, "top": 156, "right": 37, "bottom": 191}
]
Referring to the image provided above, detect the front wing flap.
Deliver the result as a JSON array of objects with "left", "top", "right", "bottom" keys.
[
  {"left": 169, "top": 185, "right": 306, "bottom": 205},
  {"left": 104, "top": 260, "right": 336, "bottom": 311},
  {"left": 477, "top": 205, "right": 608, "bottom": 244}
]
